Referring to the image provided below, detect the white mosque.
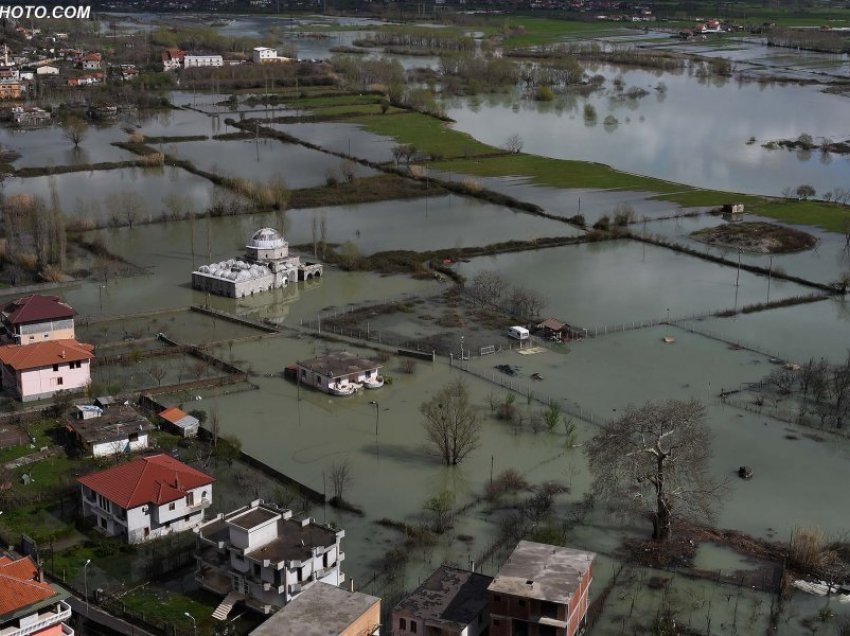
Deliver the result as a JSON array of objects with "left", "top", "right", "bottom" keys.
[{"left": 192, "top": 228, "right": 322, "bottom": 299}]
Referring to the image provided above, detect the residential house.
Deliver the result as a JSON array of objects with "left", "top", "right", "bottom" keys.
[
  {"left": 195, "top": 499, "right": 345, "bottom": 618},
  {"left": 118, "top": 64, "right": 139, "bottom": 81},
  {"left": 10, "top": 106, "right": 50, "bottom": 127},
  {"left": 158, "top": 407, "right": 200, "bottom": 438},
  {"left": 0, "top": 67, "right": 20, "bottom": 80},
  {"left": 161, "top": 48, "right": 185, "bottom": 71},
  {"left": 248, "top": 583, "right": 380, "bottom": 636},
  {"left": 67, "top": 403, "right": 153, "bottom": 458},
  {"left": 295, "top": 351, "right": 382, "bottom": 396},
  {"left": 1, "top": 295, "right": 76, "bottom": 344},
  {"left": 251, "top": 47, "right": 291, "bottom": 64},
  {"left": 0, "top": 340, "right": 93, "bottom": 402},
  {"left": 0, "top": 79, "right": 21, "bottom": 100},
  {"left": 77, "top": 453, "right": 214, "bottom": 544},
  {"left": 67, "top": 73, "right": 103, "bottom": 87},
  {"left": 392, "top": 565, "right": 491, "bottom": 636},
  {"left": 183, "top": 53, "right": 224, "bottom": 68},
  {"left": 79, "top": 52, "right": 102, "bottom": 70},
  {"left": 488, "top": 541, "right": 595, "bottom": 636},
  {"left": 0, "top": 554, "right": 74, "bottom": 636}
]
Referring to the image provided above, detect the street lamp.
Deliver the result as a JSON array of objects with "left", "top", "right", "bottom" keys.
[
  {"left": 184, "top": 612, "right": 197, "bottom": 636},
  {"left": 83, "top": 559, "right": 91, "bottom": 614},
  {"left": 368, "top": 400, "right": 379, "bottom": 436}
]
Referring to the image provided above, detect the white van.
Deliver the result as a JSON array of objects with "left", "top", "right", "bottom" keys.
[{"left": 507, "top": 326, "right": 530, "bottom": 341}]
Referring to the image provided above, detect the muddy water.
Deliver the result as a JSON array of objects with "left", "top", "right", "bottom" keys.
[
  {"left": 454, "top": 240, "right": 812, "bottom": 326},
  {"left": 4, "top": 166, "right": 236, "bottom": 222},
  {"left": 270, "top": 122, "right": 398, "bottom": 164},
  {"left": 0, "top": 124, "right": 134, "bottom": 167},
  {"left": 165, "top": 137, "right": 377, "bottom": 186}
]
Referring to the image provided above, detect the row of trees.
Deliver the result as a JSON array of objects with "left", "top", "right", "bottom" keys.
[
  {"left": 766, "top": 352, "right": 850, "bottom": 429},
  {"left": 4, "top": 188, "right": 67, "bottom": 277}
]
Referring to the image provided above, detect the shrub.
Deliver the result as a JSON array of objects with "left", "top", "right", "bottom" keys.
[{"left": 535, "top": 85, "right": 555, "bottom": 101}]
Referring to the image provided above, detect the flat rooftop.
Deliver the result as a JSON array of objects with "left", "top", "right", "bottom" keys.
[
  {"left": 394, "top": 565, "right": 491, "bottom": 629},
  {"left": 249, "top": 583, "right": 379, "bottom": 636},
  {"left": 487, "top": 541, "right": 595, "bottom": 604},
  {"left": 297, "top": 351, "right": 381, "bottom": 378},
  {"left": 69, "top": 405, "right": 152, "bottom": 445},
  {"left": 229, "top": 508, "right": 279, "bottom": 531},
  {"left": 245, "top": 516, "right": 338, "bottom": 564}
]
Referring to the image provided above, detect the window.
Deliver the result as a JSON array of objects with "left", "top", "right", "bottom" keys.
[
  {"left": 410, "top": 621, "right": 417, "bottom": 634},
  {"left": 399, "top": 618, "right": 407, "bottom": 630},
  {"left": 99, "top": 517, "right": 107, "bottom": 529},
  {"left": 52, "top": 364, "right": 59, "bottom": 372},
  {"left": 186, "top": 492, "right": 194, "bottom": 507},
  {"left": 168, "top": 502, "right": 176, "bottom": 511},
  {"left": 56, "top": 377, "right": 63, "bottom": 386},
  {"left": 518, "top": 599, "right": 526, "bottom": 607}
]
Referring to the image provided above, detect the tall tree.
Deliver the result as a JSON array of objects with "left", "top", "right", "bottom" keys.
[
  {"left": 586, "top": 399, "right": 724, "bottom": 541},
  {"left": 420, "top": 379, "right": 480, "bottom": 466},
  {"left": 62, "top": 116, "right": 88, "bottom": 147}
]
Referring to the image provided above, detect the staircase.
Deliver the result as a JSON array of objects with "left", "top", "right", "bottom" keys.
[{"left": 212, "top": 591, "right": 245, "bottom": 621}]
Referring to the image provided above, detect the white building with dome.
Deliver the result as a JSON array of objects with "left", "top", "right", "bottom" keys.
[{"left": 192, "top": 228, "right": 322, "bottom": 299}]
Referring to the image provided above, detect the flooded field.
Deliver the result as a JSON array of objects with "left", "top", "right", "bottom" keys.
[
  {"left": 445, "top": 66, "right": 850, "bottom": 196},
  {"left": 270, "top": 122, "right": 398, "bottom": 164},
  {"left": 454, "top": 240, "right": 812, "bottom": 326},
  {"left": 0, "top": 124, "right": 134, "bottom": 167},
  {"left": 5, "top": 166, "right": 236, "bottom": 222}
]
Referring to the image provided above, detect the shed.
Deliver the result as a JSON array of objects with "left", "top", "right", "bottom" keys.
[{"left": 159, "top": 407, "right": 199, "bottom": 438}]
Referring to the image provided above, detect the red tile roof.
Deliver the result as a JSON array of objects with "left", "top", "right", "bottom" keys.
[
  {"left": 77, "top": 454, "right": 214, "bottom": 510},
  {"left": 0, "top": 555, "right": 60, "bottom": 618},
  {"left": 2, "top": 295, "right": 75, "bottom": 325},
  {"left": 158, "top": 407, "right": 188, "bottom": 424},
  {"left": 0, "top": 340, "right": 93, "bottom": 371}
]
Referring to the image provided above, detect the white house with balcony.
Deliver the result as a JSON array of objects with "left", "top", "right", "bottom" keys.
[
  {"left": 195, "top": 500, "right": 345, "bottom": 620},
  {"left": 77, "top": 454, "right": 214, "bottom": 544},
  {"left": 0, "top": 554, "right": 74, "bottom": 636}
]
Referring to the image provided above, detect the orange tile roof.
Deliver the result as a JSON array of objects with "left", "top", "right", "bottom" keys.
[
  {"left": 158, "top": 407, "right": 188, "bottom": 424},
  {"left": 0, "top": 555, "right": 60, "bottom": 618},
  {"left": 77, "top": 454, "right": 214, "bottom": 510},
  {"left": 0, "top": 340, "right": 93, "bottom": 371}
]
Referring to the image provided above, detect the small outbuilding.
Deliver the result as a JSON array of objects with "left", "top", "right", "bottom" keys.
[
  {"left": 158, "top": 406, "right": 199, "bottom": 437},
  {"left": 68, "top": 404, "right": 153, "bottom": 458}
]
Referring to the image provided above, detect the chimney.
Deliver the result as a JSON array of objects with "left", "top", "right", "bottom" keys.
[
  {"left": 37, "top": 561, "right": 44, "bottom": 583},
  {"left": 59, "top": 350, "right": 66, "bottom": 359}
]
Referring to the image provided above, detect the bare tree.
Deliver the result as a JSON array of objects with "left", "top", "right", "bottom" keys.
[
  {"left": 468, "top": 270, "right": 509, "bottom": 308},
  {"left": 62, "top": 116, "right": 88, "bottom": 147},
  {"left": 586, "top": 399, "right": 725, "bottom": 541},
  {"left": 503, "top": 133, "right": 524, "bottom": 154},
  {"left": 329, "top": 459, "right": 352, "bottom": 501},
  {"left": 767, "top": 366, "right": 797, "bottom": 395},
  {"left": 508, "top": 286, "right": 545, "bottom": 322},
  {"left": 421, "top": 379, "right": 480, "bottom": 465},
  {"left": 147, "top": 363, "right": 167, "bottom": 387}
]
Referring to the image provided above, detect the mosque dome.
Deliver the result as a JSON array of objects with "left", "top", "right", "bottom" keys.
[{"left": 247, "top": 228, "right": 285, "bottom": 250}]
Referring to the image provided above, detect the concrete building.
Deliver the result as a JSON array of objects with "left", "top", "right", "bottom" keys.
[
  {"left": 1, "top": 295, "right": 76, "bottom": 344},
  {"left": 0, "top": 79, "right": 21, "bottom": 100},
  {"left": 488, "top": 541, "right": 595, "bottom": 636},
  {"left": 67, "top": 403, "right": 153, "bottom": 458},
  {"left": 77, "top": 454, "right": 214, "bottom": 544},
  {"left": 192, "top": 228, "right": 321, "bottom": 299},
  {"left": 35, "top": 65, "right": 59, "bottom": 76},
  {"left": 183, "top": 53, "right": 224, "bottom": 68},
  {"left": 392, "top": 565, "right": 491, "bottom": 636},
  {"left": 249, "top": 583, "right": 380, "bottom": 636},
  {"left": 195, "top": 500, "right": 345, "bottom": 619},
  {"left": 10, "top": 106, "right": 50, "bottom": 127},
  {"left": 251, "top": 47, "right": 292, "bottom": 64},
  {"left": 0, "top": 554, "right": 74, "bottom": 636},
  {"left": 295, "top": 351, "right": 383, "bottom": 395},
  {"left": 161, "top": 47, "right": 185, "bottom": 71},
  {"left": 0, "top": 340, "right": 93, "bottom": 402}
]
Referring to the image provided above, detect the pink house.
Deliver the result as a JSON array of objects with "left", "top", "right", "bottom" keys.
[{"left": 0, "top": 339, "right": 94, "bottom": 402}]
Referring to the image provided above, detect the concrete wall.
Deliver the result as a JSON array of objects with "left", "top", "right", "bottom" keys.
[
  {"left": 91, "top": 433, "right": 148, "bottom": 457},
  {"left": 341, "top": 601, "right": 380, "bottom": 636},
  {"left": 14, "top": 319, "right": 75, "bottom": 343}
]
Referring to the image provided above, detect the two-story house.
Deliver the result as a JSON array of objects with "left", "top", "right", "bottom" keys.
[
  {"left": 0, "top": 340, "right": 93, "bottom": 402},
  {"left": 195, "top": 500, "right": 345, "bottom": 619},
  {"left": 392, "top": 565, "right": 491, "bottom": 636},
  {"left": 488, "top": 541, "right": 595, "bottom": 636},
  {"left": 1, "top": 295, "right": 75, "bottom": 344},
  {"left": 0, "top": 554, "right": 74, "bottom": 636},
  {"left": 77, "top": 454, "right": 214, "bottom": 544},
  {"left": 79, "top": 52, "right": 101, "bottom": 70}
]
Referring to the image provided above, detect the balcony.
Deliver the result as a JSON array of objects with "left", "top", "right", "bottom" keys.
[{"left": 0, "top": 602, "right": 72, "bottom": 636}]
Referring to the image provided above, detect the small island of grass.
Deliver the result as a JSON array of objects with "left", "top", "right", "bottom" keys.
[{"left": 690, "top": 222, "right": 818, "bottom": 253}]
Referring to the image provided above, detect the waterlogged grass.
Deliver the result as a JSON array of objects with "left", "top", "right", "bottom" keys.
[
  {"left": 495, "top": 16, "right": 629, "bottom": 47},
  {"left": 302, "top": 102, "right": 403, "bottom": 116},
  {"left": 653, "top": 190, "right": 766, "bottom": 208},
  {"left": 749, "top": 199, "right": 850, "bottom": 233},
  {"left": 435, "top": 154, "right": 685, "bottom": 192},
  {"left": 350, "top": 112, "right": 495, "bottom": 158},
  {"left": 290, "top": 93, "right": 385, "bottom": 108}
]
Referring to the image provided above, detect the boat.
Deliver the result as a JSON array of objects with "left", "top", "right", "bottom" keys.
[
  {"left": 327, "top": 382, "right": 357, "bottom": 396},
  {"left": 363, "top": 376, "right": 384, "bottom": 390},
  {"left": 662, "top": 336, "right": 676, "bottom": 344}
]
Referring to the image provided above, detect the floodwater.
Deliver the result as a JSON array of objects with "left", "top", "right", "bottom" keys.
[
  {"left": 4, "top": 166, "right": 235, "bottom": 223},
  {"left": 453, "top": 240, "right": 812, "bottom": 326},
  {"left": 165, "top": 137, "right": 377, "bottom": 187},
  {"left": 445, "top": 64, "right": 850, "bottom": 196},
  {"left": 0, "top": 123, "right": 134, "bottom": 167},
  {"left": 270, "top": 122, "right": 398, "bottom": 163}
]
